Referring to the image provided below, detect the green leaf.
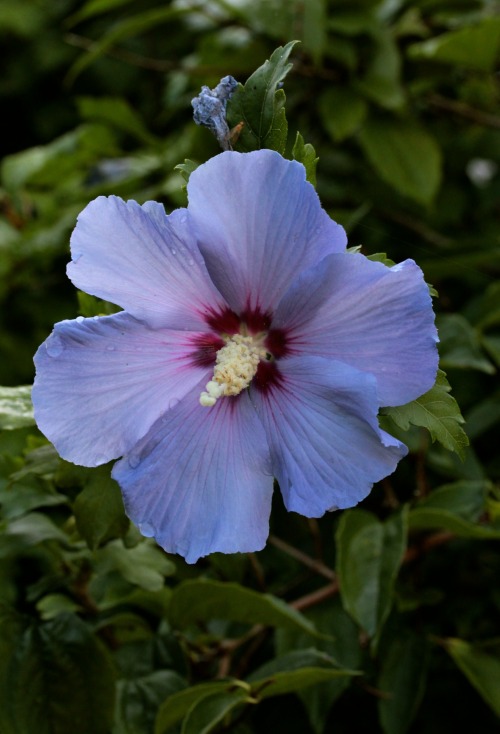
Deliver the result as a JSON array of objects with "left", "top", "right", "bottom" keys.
[
  {"left": 465, "top": 392, "right": 500, "bottom": 440},
  {"left": 301, "top": 0, "right": 327, "bottom": 64},
  {"left": 73, "top": 465, "right": 129, "bottom": 550},
  {"left": 444, "top": 638, "right": 500, "bottom": 717},
  {"left": 336, "top": 508, "right": 408, "bottom": 640},
  {"left": 77, "top": 96, "right": 159, "bottom": 146},
  {"left": 382, "top": 370, "right": 469, "bottom": 460},
  {"left": 437, "top": 314, "right": 495, "bottom": 374},
  {"left": 248, "top": 649, "right": 360, "bottom": 700},
  {"left": 291, "top": 132, "right": 318, "bottom": 186},
  {"left": 0, "top": 611, "right": 116, "bottom": 734},
  {"left": 174, "top": 159, "right": 199, "bottom": 185},
  {"left": 378, "top": 633, "right": 429, "bottom": 734},
  {"left": 276, "top": 600, "right": 363, "bottom": 733},
  {"left": 96, "top": 538, "right": 176, "bottom": 592},
  {"left": 182, "top": 689, "right": 250, "bottom": 734},
  {"left": 408, "top": 18, "right": 500, "bottom": 72},
  {"left": 66, "top": 6, "right": 192, "bottom": 83},
  {"left": 357, "top": 115, "right": 442, "bottom": 205},
  {"left": 167, "top": 579, "right": 316, "bottom": 635},
  {"left": 155, "top": 682, "right": 243, "bottom": 734},
  {"left": 318, "top": 87, "right": 368, "bottom": 142},
  {"left": 0, "top": 385, "right": 35, "bottom": 429},
  {"left": 226, "top": 41, "right": 299, "bottom": 153},
  {"left": 409, "top": 480, "right": 500, "bottom": 539},
  {"left": 355, "top": 30, "right": 405, "bottom": 110},
  {"left": 413, "top": 480, "right": 489, "bottom": 520},
  {"left": 67, "top": 0, "right": 138, "bottom": 26},
  {"left": 367, "top": 252, "right": 396, "bottom": 267},
  {"left": 6, "top": 512, "right": 70, "bottom": 546},
  {"left": 115, "top": 670, "right": 186, "bottom": 734},
  {"left": 36, "top": 594, "right": 83, "bottom": 620}
]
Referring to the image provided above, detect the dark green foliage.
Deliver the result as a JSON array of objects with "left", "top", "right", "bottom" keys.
[{"left": 1, "top": 1, "right": 500, "bottom": 732}]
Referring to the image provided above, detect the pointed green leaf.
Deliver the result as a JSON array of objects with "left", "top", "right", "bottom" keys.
[
  {"left": 358, "top": 116, "right": 442, "bottom": 205},
  {"left": 73, "top": 465, "right": 129, "bottom": 550},
  {"left": 355, "top": 30, "right": 405, "bottom": 110},
  {"left": 336, "top": 508, "right": 408, "bottom": 640},
  {"left": 0, "top": 611, "right": 116, "bottom": 734},
  {"left": 155, "top": 682, "right": 241, "bottom": 734},
  {"left": 96, "top": 538, "right": 175, "bottom": 591},
  {"left": 0, "top": 385, "right": 35, "bottom": 429},
  {"left": 66, "top": 6, "right": 191, "bottom": 83},
  {"left": 167, "top": 579, "right": 316, "bottom": 635},
  {"left": 382, "top": 370, "right": 469, "bottom": 460},
  {"left": 226, "top": 41, "right": 299, "bottom": 153},
  {"left": 437, "top": 314, "right": 495, "bottom": 374},
  {"left": 292, "top": 132, "right": 318, "bottom": 186},
  {"left": 409, "top": 480, "right": 500, "bottom": 539},
  {"left": 77, "top": 96, "right": 159, "bottom": 145},
  {"left": 248, "top": 650, "right": 360, "bottom": 700},
  {"left": 378, "top": 633, "right": 429, "bottom": 734},
  {"left": 408, "top": 18, "right": 500, "bottom": 72},
  {"left": 318, "top": 87, "right": 368, "bottom": 142},
  {"left": 444, "top": 638, "right": 500, "bottom": 717},
  {"left": 115, "top": 670, "right": 186, "bottom": 734},
  {"left": 182, "top": 689, "right": 249, "bottom": 734},
  {"left": 276, "top": 600, "right": 363, "bottom": 733},
  {"left": 174, "top": 159, "right": 198, "bottom": 185}
]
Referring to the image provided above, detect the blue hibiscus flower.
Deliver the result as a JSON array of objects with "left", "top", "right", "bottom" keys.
[{"left": 33, "top": 150, "right": 438, "bottom": 563}]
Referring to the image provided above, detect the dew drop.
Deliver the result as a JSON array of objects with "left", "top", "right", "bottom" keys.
[
  {"left": 139, "top": 521, "right": 155, "bottom": 538},
  {"left": 46, "top": 335, "right": 64, "bottom": 358},
  {"left": 106, "top": 344, "right": 115, "bottom": 352},
  {"left": 76, "top": 315, "right": 84, "bottom": 323},
  {"left": 187, "top": 258, "right": 195, "bottom": 266},
  {"left": 170, "top": 248, "right": 177, "bottom": 256},
  {"left": 128, "top": 453, "right": 141, "bottom": 469}
]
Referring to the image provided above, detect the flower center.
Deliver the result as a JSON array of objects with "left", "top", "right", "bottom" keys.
[{"left": 199, "top": 333, "right": 267, "bottom": 407}]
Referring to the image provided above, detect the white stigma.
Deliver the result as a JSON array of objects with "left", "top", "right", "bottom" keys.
[{"left": 199, "top": 334, "right": 266, "bottom": 407}]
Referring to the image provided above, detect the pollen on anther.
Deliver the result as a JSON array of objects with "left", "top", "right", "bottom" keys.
[{"left": 199, "top": 334, "right": 266, "bottom": 407}]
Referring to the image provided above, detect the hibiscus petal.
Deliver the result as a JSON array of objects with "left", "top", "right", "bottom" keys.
[
  {"left": 32, "top": 312, "right": 209, "bottom": 466},
  {"left": 187, "top": 150, "right": 347, "bottom": 314},
  {"left": 67, "top": 197, "right": 225, "bottom": 329},
  {"left": 250, "top": 356, "right": 407, "bottom": 516},
  {"left": 273, "top": 253, "right": 438, "bottom": 406},
  {"left": 112, "top": 387, "right": 273, "bottom": 564}
]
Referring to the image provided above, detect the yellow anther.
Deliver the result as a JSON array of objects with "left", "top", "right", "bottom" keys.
[{"left": 199, "top": 334, "right": 265, "bottom": 407}]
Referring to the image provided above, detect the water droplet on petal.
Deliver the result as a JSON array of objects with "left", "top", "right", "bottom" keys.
[
  {"left": 128, "top": 453, "right": 141, "bottom": 469},
  {"left": 187, "top": 258, "right": 195, "bottom": 266},
  {"left": 76, "top": 316, "right": 84, "bottom": 323},
  {"left": 106, "top": 344, "right": 115, "bottom": 351},
  {"left": 46, "top": 335, "right": 64, "bottom": 357},
  {"left": 170, "top": 248, "right": 177, "bottom": 256},
  {"left": 139, "top": 521, "right": 155, "bottom": 538}
]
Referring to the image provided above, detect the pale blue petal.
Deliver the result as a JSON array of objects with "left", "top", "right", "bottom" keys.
[
  {"left": 113, "top": 387, "right": 273, "bottom": 564},
  {"left": 187, "top": 150, "right": 347, "bottom": 314},
  {"left": 32, "top": 312, "right": 209, "bottom": 466},
  {"left": 67, "top": 197, "right": 226, "bottom": 329},
  {"left": 250, "top": 356, "right": 407, "bottom": 516},
  {"left": 273, "top": 253, "right": 438, "bottom": 407}
]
